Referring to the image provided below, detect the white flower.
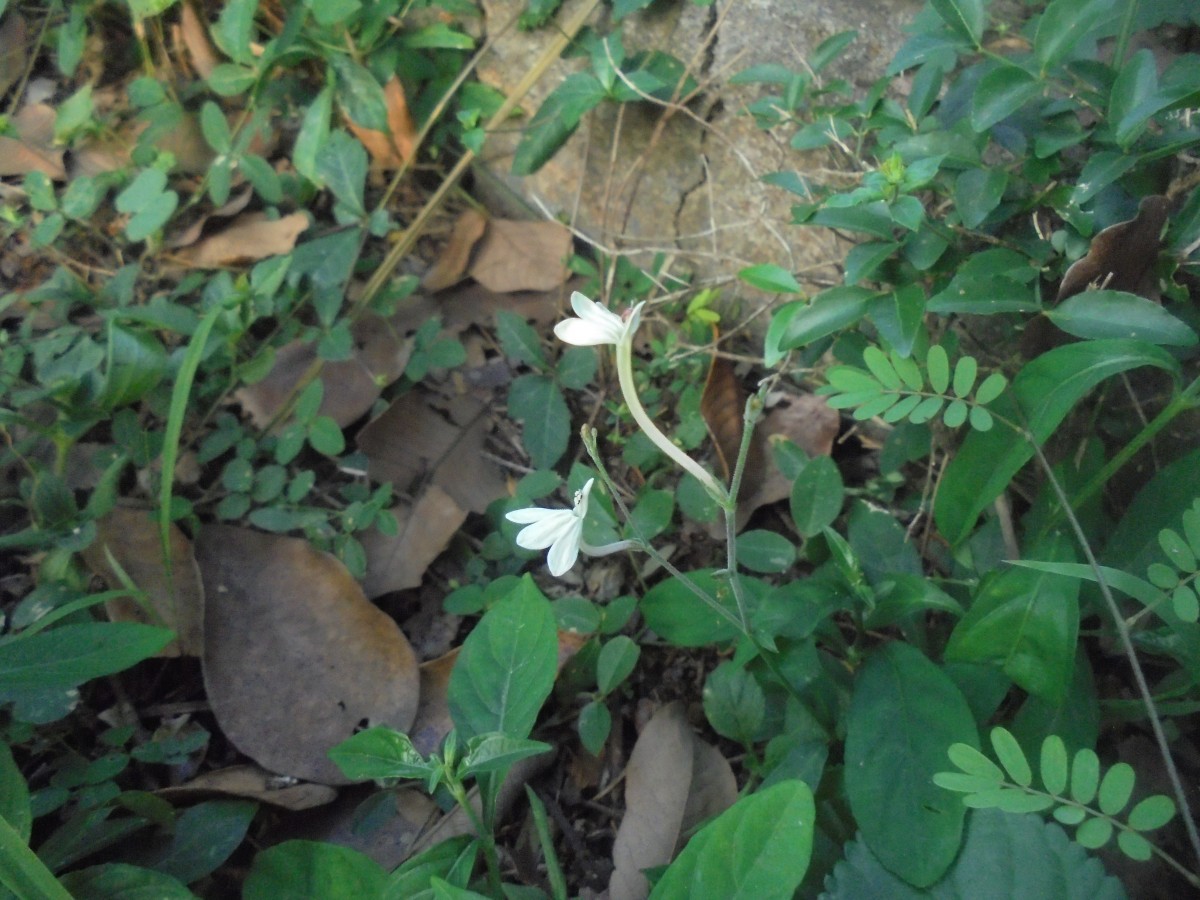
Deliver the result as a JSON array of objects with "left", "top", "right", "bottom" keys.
[
  {"left": 554, "top": 292, "right": 644, "bottom": 346},
  {"left": 506, "top": 479, "right": 595, "bottom": 576}
]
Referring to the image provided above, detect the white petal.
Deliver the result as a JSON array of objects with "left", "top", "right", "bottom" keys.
[
  {"left": 546, "top": 522, "right": 583, "bottom": 575},
  {"left": 506, "top": 507, "right": 553, "bottom": 524},
  {"left": 513, "top": 510, "right": 576, "bottom": 550},
  {"left": 554, "top": 317, "right": 621, "bottom": 346},
  {"left": 573, "top": 478, "right": 595, "bottom": 516}
]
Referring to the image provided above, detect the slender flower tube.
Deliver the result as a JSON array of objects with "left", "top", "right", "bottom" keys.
[
  {"left": 506, "top": 479, "right": 637, "bottom": 576},
  {"left": 554, "top": 292, "right": 727, "bottom": 503}
]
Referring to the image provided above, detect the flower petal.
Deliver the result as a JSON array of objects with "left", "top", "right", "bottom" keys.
[
  {"left": 506, "top": 507, "right": 554, "bottom": 525},
  {"left": 546, "top": 521, "right": 583, "bottom": 575},
  {"left": 554, "top": 316, "right": 621, "bottom": 346},
  {"left": 512, "top": 509, "right": 576, "bottom": 550}
]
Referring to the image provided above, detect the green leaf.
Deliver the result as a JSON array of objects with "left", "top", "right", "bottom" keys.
[
  {"left": 399, "top": 22, "right": 475, "bottom": 50},
  {"left": 98, "top": 324, "right": 167, "bottom": 409},
  {"left": 868, "top": 285, "right": 925, "bottom": 356},
  {"left": 640, "top": 570, "right": 768, "bottom": 646},
  {"left": 628, "top": 488, "right": 674, "bottom": 541},
  {"left": 1070, "top": 748, "right": 1100, "bottom": 805},
  {"left": 1097, "top": 762, "right": 1134, "bottom": 816},
  {"left": 776, "top": 287, "right": 875, "bottom": 353},
  {"left": 461, "top": 734, "right": 552, "bottom": 775},
  {"left": 825, "top": 808, "right": 1127, "bottom": 899},
  {"left": 929, "top": 0, "right": 985, "bottom": 45},
  {"left": 1040, "top": 735, "right": 1069, "bottom": 795},
  {"left": 495, "top": 310, "right": 548, "bottom": 369},
  {"left": 60, "top": 863, "right": 192, "bottom": 898},
  {"left": 0, "top": 742, "right": 31, "bottom": 842},
  {"left": 1127, "top": 795, "right": 1175, "bottom": 831},
  {"left": 512, "top": 72, "right": 606, "bottom": 175},
  {"left": 243, "top": 841, "right": 386, "bottom": 900},
  {"left": 331, "top": 55, "right": 389, "bottom": 131},
  {"left": 990, "top": 727, "right": 1032, "bottom": 786},
  {"left": 952, "top": 355, "right": 977, "bottom": 398},
  {"left": 738, "top": 263, "right": 803, "bottom": 293},
  {"left": 926, "top": 344, "right": 950, "bottom": 394},
  {"left": 1109, "top": 48, "right": 1157, "bottom": 148},
  {"left": 294, "top": 84, "right": 334, "bottom": 183},
  {"left": 946, "top": 535, "right": 1079, "bottom": 705},
  {"left": 447, "top": 576, "right": 557, "bottom": 740},
  {"left": 212, "top": 0, "right": 256, "bottom": 64},
  {"left": 1117, "top": 830, "right": 1153, "bottom": 861},
  {"left": 129, "top": 799, "right": 256, "bottom": 884},
  {"left": 702, "top": 662, "right": 764, "bottom": 744},
  {"left": 1046, "top": 290, "right": 1196, "bottom": 346},
  {"left": 0, "top": 624, "right": 173, "bottom": 693},
  {"left": 207, "top": 63, "right": 256, "bottom": 96},
  {"left": 844, "top": 242, "right": 899, "bottom": 286},
  {"left": 556, "top": 346, "right": 596, "bottom": 389},
  {"left": 736, "top": 530, "right": 796, "bottom": 574},
  {"left": 1074, "top": 817, "right": 1112, "bottom": 849},
  {"left": 844, "top": 643, "right": 977, "bottom": 888},
  {"left": 316, "top": 130, "right": 368, "bottom": 218},
  {"left": 935, "top": 341, "right": 1178, "bottom": 544},
  {"left": 1034, "top": 0, "right": 1116, "bottom": 70},
  {"left": 947, "top": 742, "right": 1004, "bottom": 781},
  {"left": 307, "top": 416, "right": 345, "bottom": 456},
  {"left": 790, "top": 455, "right": 844, "bottom": 538},
  {"left": 1071, "top": 152, "right": 1138, "bottom": 206},
  {"left": 508, "top": 374, "right": 569, "bottom": 469},
  {"left": 329, "top": 726, "right": 431, "bottom": 781},
  {"left": 649, "top": 781, "right": 815, "bottom": 899},
  {"left": 954, "top": 168, "right": 1007, "bottom": 229},
  {"left": 578, "top": 701, "right": 611, "bottom": 755},
  {"left": 53, "top": 83, "right": 93, "bottom": 143},
  {"left": 596, "top": 636, "right": 639, "bottom": 695},
  {"left": 199, "top": 101, "right": 232, "bottom": 153}
]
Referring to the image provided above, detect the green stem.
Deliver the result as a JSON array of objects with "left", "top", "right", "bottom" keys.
[
  {"left": 450, "top": 782, "right": 502, "bottom": 894},
  {"left": 1068, "top": 374, "right": 1200, "bottom": 514}
]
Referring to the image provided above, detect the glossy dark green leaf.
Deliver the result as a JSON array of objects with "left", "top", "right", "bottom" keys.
[
  {"left": 461, "top": 734, "right": 551, "bottom": 775},
  {"left": 0, "top": 624, "right": 173, "bottom": 693},
  {"left": 130, "top": 799, "right": 257, "bottom": 884},
  {"left": 98, "top": 324, "right": 167, "bottom": 409},
  {"left": 447, "top": 576, "right": 557, "bottom": 740},
  {"left": 649, "top": 781, "right": 814, "bottom": 899},
  {"left": 1046, "top": 290, "right": 1196, "bottom": 346},
  {"left": 954, "top": 168, "right": 1007, "bottom": 228},
  {"left": 867, "top": 284, "right": 924, "bottom": 357},
  {"left": 60, "top": 864, "right": 194, "bottom": 900},
  {"left": 596, "top": 636, "right": 639, "bottom": 694},
  {"left": 738, "top": 263, "right": 802, "bottom": 293},
  {"left": 329, "top": 726, "right": 431, "bottom": 781},
  {"left": 702, "top": 662, "right": 764, "bottom": 744},
  {"left": 512, "top": 73, "right": 606, "bottom": 175},
  {"left": 790, "top": 455, "right": 844, "bottom": 538},
  {"left": 507, "top": 374, "right": 569, "bottom": 469},
  {"left": 946, "top": 535, "right": 1079, "bottom": 705},
  {"left": 331, "top": 55, "right": 389, "bottom": 131},
  {"left": 1109, "top": 49, "right": 1157, "bottom": 148},
  {"left": 935, "top": 341, "right": 1178, "bottom": 544},
  {"left": 929, "top": 0, "right": 985, "bottom": 45},
  {"left": 844, "top": 643, "right": 977, "bottom": 887},
  {"left": 777, "top": 287, "right": 875, "bottom": 352},
  {"left": 1034, "top": 0, "right": 1116, "bottom": 70},
  {"left": 243, "top": 841, "right": 387, "bottom": 900},
  {"left": 844, "top": 242, "right": 899, "bottom": 285}
]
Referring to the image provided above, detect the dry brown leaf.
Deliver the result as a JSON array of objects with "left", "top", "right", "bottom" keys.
[
  {"left": 468, "top": 219, "right": 572, "bottom": 293},
  {"left": 81, "top": 508, "right": 205, "bottom": 657},
  {"left": 157, "top": 764, "right": 338, "bottom": 810},
  {"left": 234, "top": 340, "right": 380, "bottom": 430},
  {"left": 700, "top": 355, "right": 747, "bottom": 483},
  {"left": 360, "top": 486, "right": 467, "bottom": 599},
  {"left": 677, "top": 737, "right": 738, "bottom": 852},
  {"left": 178, "top": 2, "right": 219, "bottom": 79},
  {"left": 609, "top": 701, "right": 695, "bottom": 900},
  {"left": 168, "top": 186, "right": 253, "bottom": 249},
  {"left": 409, "top": 648, "right": 458, "bottom": 756},
  {"left": 737, "top": 392, "right": 840, "bottom": 524},
  {"left": 0, "top": 12, "right": 29, "bottom": 99},
  {"left": 176, "top": 211, "right": 309, "bottom": 268},
  {"left": 356, "top": 394, "right": 506, "bottom": 515},
  {"left": 0, "top": 105, "right": 66, "bottom": 179},
  {"left": 345, "top": 75, "right": 417, "bottom": 170},
  {"left": 1057, "top": 194, "right": 1168, "bottom": 301},
  {"left": 194, "top": 525, "right": 420, "bottom": 784},
  {"left": 421, "top": 209, "right": 488, "bottom": 292}
]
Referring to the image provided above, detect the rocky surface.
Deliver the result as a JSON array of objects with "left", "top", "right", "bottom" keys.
[{"left": 475, "top": 0, "right": 923, "bottom": 296}]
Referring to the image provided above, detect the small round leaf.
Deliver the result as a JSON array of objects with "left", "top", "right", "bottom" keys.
[
  {"left": 1040, "top": 735, "right": 1068, "bottom": 796},
  {"left": 1127, "top": 795, "right": 1175, "bottom": 831},
  {"left": 1117, "top": 830, "right": 1153, "bottom": 861},
  {"left": 578, "top": 701, "right": 611, "bottom": 756},
  {"left": 596, "top": 636, "right": 640, "bottom": 695},
  {"left": 1097, "top": 762, "right": 1135, "bottom": 816},
  {"left": 942, "top": 399, "right": 969, "bottom": 428},
  {"left": 990, "top": 727, "right": 1031, "bottom": 786},
  {"left": 1074, "top": 817, "right": 1113, "bottom": 849},
  {"left": 973, "top": 371, "right": 1008, "bottom": 404},
  {"left": 952, "top": 355, "right": 977, "bottom": 398},
  {"left": 1070, "top": 748, "right": 1100, "bottom": 805},
  {"left": 926, "top": 345, "right": 950, "bottom": 394}
]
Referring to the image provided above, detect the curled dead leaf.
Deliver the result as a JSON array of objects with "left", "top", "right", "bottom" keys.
[
  {"left": 469, "top": 219, "right": 573, "bottom": 293},
  {"left": 700, "top": 354, "right": 750, "bottom": 483},
  {"left": 0, "top": 12, "right": 29, "bottom": 99},
  {"left": 421, "top": 209, "right": 489, "bottom": 292},
  {"left": 81, "top": 508, "right": 205, "bottom": 657},
  {"left": 1057, "top": 195, "right": 1169, "bottom": 301},
  {"left": 175, "top": 211, "right": 309, "bottom": 268},
  {"left": 195, "top": 525, "right": 420, "bottom": 784},
  {"left": 409, "top": 648, "right": 458, "bottom": 756}
]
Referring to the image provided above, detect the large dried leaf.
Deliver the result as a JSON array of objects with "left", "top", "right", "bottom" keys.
[
  {"left": 469, "top": 219, "right": 572, "bottom": 293},
  {"left": 700, "top": 355, "right": 758, "bottom": 485},
  {"left": 677, "top": 738, "right": 738, "bottom": 851},
  {"left": 175, "top": 212, "right": 309, "bottom": 268},
  {"left": 345, "top": 75, "right": 417, "bottom": 170},
  {"left": 422, "top": 210, "right": 488, "bottom": 292},
  {"left": 168, "top": 187, "right": 253, "bottom": 249},
  {"left": 178, "top": 2, "right": 219, "bottom": 79},
  {"left": 609, "top": 702, "right": 695, "bottom": 900},
  {"left": 157, "top": 764, "right": 337, "bottom": 811},
  {"left": 357, "top": 394, "right": 506, "bottom": 514},
  {"left": 0, "top": 105, "right": 66, "bottom": 179},
  {"left": 81, "top": 508, "right": 205, "bottom": 657},
  {"left": 194, "top": 525, "right": 420, "bottom": 785},
  {"left": 234, "top": 341, "right": 380, "bottom": 430},
  {"left": 1057, "top": 195, "right": 1168, "bottom": 301},
  {"left": 360, "top": 487, "right": 467, "bottom": 599},
  {"left": 409, "top": 649, "right": 458, "bottom": 756}
]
